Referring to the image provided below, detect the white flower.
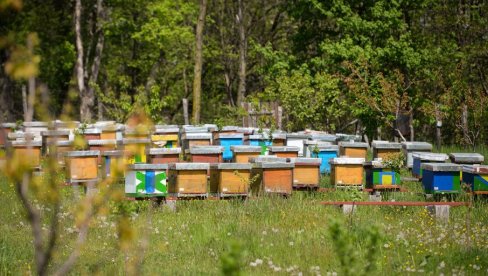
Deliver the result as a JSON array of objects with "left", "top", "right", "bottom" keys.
[
  {"left": 255, "top": 259, "right": 263, "bottom": 265},
  {"left": 438, "top": 261, "right": 446, "bottom": 269},
  {"left": 262, "top": 230, "right": 267, "bottom": 235},
  {"left": 249, "top": 262, "right": 257, "bottom": 267},
  {"left": 273, "top": 266, "right": 281, "bottom": 272},
  {"left": 289, "top": 241, "right": 294, "bottom": 246},
  {"left": 383, "top": 243, "right": 390, "bottom": 248}
]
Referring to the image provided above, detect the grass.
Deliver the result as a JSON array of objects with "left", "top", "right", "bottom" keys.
[{"left": 1, "top": 147, "right": 488, "bottom": 275}]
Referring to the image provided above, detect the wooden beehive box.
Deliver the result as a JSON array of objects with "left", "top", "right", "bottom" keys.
[
  {"left": 215, "top": 133, "right": 244, "bottom": 162},
  {"left": 401, "top": 142, "right": 433, "bottom": 168},
  {"left": 209, "top": 163, "right": 252, "bottom": 197},
  {"left": 49, "top": 140, "right": 73, "bottom": 165},
  {"left": 329, "top": 157, "right": 365, "bottom": 187},
  {"left": 122, "top": 138, "right": 150, "bottom": 164},
  {"left": 182, "top": 132, "right": 212, "bottom": 151},
  {"left": 236, "top": 127, "right": 254, "bottom": 144},
  {"left": 421, "top": 163, "right": 461, "bottom": 195},
  {"left": 310, "top": 145, "right": 339, "bottom": 174},
  {"left": 23, "top": 121, "right": 48, "bottom": 139},
  {"left": 0, "top": 123, "right": 16, "bottom": 147},
  {"left": 268, "top": 146, "right": 300, "bottom": 158},
  {"left": 462, "top": 165, "right": 488, "bottom": 193},
  {"left": 168, "top": 163, "right": 209, "bottom": 197},
  {"left": 41, "top": 130, "right": 70, "bottom": 147},
  {"left": 248, "top": 134, "right": 272, "bottom": 155},
  {"left": 64, "top": 150, "right": 100, "bottom": 183},
  {"left": 286, "top": 133, "right": 311, "bottom": 157},
  {"left": 412, "top": 152, "right": 448, "bottom": 179},
  {"left": 151, "top": 125, "right": 180, "bottom": 148},
  {"left": 371, "top": 141, "right": 402, "bottom": 159},
  {"left": 271, "top": 132, "right": 287, "bottom": 146},
  {"left": 288, "top": 157, "right": 321, "bottom": 188},
  {"left": 231, "top": 145, "right": 262, "bottom": 163},
  {"left": 303, "top": 140, "right": 332, "bottom": 158},
  {"left": 102, "top": 150, "right": 125, "bottom": 179},
  {"left": 88, "top": 139, "right": 118, "bottom": 164},
  {"left": 125, "top": 163, "right": 168, "bottom": 198},
  {"left": 251, "top": 161, "right": 294, "bottom": 195},
  {"left": 98, "top": 124, "right": 119, "bottom": 140},
  {"left": 187, "top": 146, "right": 223, "bottom": 163},
  {"left": 364, "top": 159, "right": 401, "bottom": 189},
  {"left": 339, "top": 142, "right": 368, "bottom": 159},
  {"left": 449, "top": 153, "right": 484, "bottom": 165},
  {"left": 212, "top": 126, "right": 239, "bottom": 141},
  {"left": 12, "top": 140, "right": 42, "bottom": 169},
  {"left": 148, "top": 147, "right": 181, "bottom": 164}
]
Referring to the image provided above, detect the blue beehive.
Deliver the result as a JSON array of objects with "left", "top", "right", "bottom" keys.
[
  {"left": 249, "top": 134, "right": 272, "bottom": 155},
  {"left": 311, "top": 145, "right": 339, "bottom": 174},
  {"left": 412, "top": 152, "right": 449, "bottom": 178},
  {"left": 216, "top": 133, "right": 244, "bottom": 161},
  {"left": 421, "top": 163, "right": 461, "bottom": 194}
]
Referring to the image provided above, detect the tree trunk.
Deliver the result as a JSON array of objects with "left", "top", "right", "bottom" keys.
[
  {"left": 74, "top": 0, "right": 89, "bottom": 122},
  {"left": 409, "top": 109, "right": 414, "bottom": 141},
  {"left": 461, "top": 102, "right": 469, "bottom": 145},
  {"left": 191, "top": 0, "right": 208, "bottom": 124},
  {"left": 435, "top": 104, "right": 442, "bottom": 151},
  {"left": 236, "top": 0, "right": 246, "bottom": 107}
]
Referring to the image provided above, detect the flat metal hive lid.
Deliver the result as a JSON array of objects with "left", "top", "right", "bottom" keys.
[
  {"left": 286, "top": 133, "right": 311, "bottom": 139},
  {"left": 122, "top": 138, "right": 151, "bottom": 144},
  {"left": 56, "top": 140, "right": 73, "bottom": 147},
  {"left": 231, "top": 145, "right": 262, "bottom": 153},
  {"left": 339, "top": 142, "right": 368, "bottom": 148},
  {"left": 23, "top": 121, "right": 48, "bottom": 127},
  {"left": 81, "top": 128, "right": 101, "bottom": 134},
  {"left": 402, "top": 141, "right": 433, "bottom": 151},
  {"left": 182, "top": 133, "right": 212, "bottom": 140},
  {"left": 249, "top": 156, "right": 287, "bottom": 163},
  {"left": 88, "top": 139, "right": 118, "bottom": 146},
  {"left": 421, "top": 163, "right": 461, "bottom": 172},
  {"left": 236, "top": 127, "right": 254, "bottom": 134},
  {"left": 363, "top": 159, "right": 386, "bottom": 168},
  {"left": 148, "top": 147, "right": 181, "bottom": 155},
  {"left": 220, "top": 126, "right": 239, "bottom": 131},
  {"left": 189, "top": 146, "right": 223, "bottom": 154},
  {"left": 315, "top": 145, "right": 339, "bottom": 151},
  {"left": 335, "top": 133, "right": 362, "bottom": 142},
  {"left": 182, "top": 126, "right": 209, "bottom": 133},
  {"left": 11, "top": 140, "right": 42, "bottom": 147},
  {"left": 449, "top": 153, "right": 484, "bottom": 163},
  {"left": 271, "top": 133, "right": 287, "bottom": 140},
  {"left": 65, "top": 150, "right": 100, "bottom": 157},
  {"left": 372, "top": 141, "right": 402, "bottom": 149},
  {"left": 288, "top": 158, "right": 321, "bottom": 165},
  {"left": 269, "top": 146, "right": 300, "bottom": 152},
  {"left": 253, "top": 162, "right": 294, "bottom": 169},
  {"left": 329, "top": 157, "right": 365, "bottom": 165},
  {"left": 102, "top": 150, "right": 124, "bottom": 157},
  {"left": 217, "top": 133, "right": 244, "bottom": 139},
  {"left": 153, "top": 127, "right": 180, "bottom": 134},
  {"left": 311, "top": 134, "right": 337, "bottom": 142},
  {"left": 128, "top": 163, "right": 168, "bottom": 170},
  {"left": 8, "top": 132, "right": 34, "bottom": 139},
  {"left": 462, "top": 165, "right": 488, "bottom": 174},
  {"left": 169, "top": 163, "right": 209, "bottom": 170},
  {"left": 0, "top": 123, "right": 16, "bottom": 128},
  {"left": 214, "top": 163, "right": 253, "bottom": 170},
  {"left": 412, "top": 152, "right": 449, "bottom": 161}
]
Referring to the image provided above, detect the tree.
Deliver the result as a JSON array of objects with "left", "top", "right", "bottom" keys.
[{"left": 192, "top": 0, "right": 208, "bottom": 124}]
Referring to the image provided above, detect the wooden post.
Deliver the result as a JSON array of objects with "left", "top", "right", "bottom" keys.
[
  {"left": 183, "top": 98, "right": 189, "bottom": 125},
  {"left": 22, "top": 85, "right": 28, "bottom": 122}
]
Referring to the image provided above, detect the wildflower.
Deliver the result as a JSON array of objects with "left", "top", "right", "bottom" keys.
[
  {"left": 255, "top": 259, "right": 263, "bottom": 265},
  {"left": 289, "top": 241, "right": 294, "bottom": 246},
  {"left": 262, "top": 230, "right": 267, "bottom": 235},
  {"left": 249, "top": 262, "right": 257, "bottom": 267}
]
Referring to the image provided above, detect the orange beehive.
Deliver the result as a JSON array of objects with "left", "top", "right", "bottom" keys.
[
  {"left": 64, "top": 150, "right": 100, "bottom": 182},
  {"left": 148, "top": 147, "right": 181, "bottom": 164},
  {"left": 250, "top": 157, "right": 294, "bottom": 195},
  {"left": 339, "top": 142, "right": 368, "bottom": 159},
  {"left": 81, "top": 128, "right": 101, "bottom": 141},
  {"left": 268, "top": 146, "right": 300, "bottom": 158},
  {"left": 182, "top": 133, "right": 212, "bottom": 151},
  {"left": 186, "top": 146, "right": 223, "bottom": 163},
  {"left": 12, "top": 140, "right": 42, "bottom": 169},
  {"left": 271, "top": 133, "right": 287, "bottom": 146},
  {"left": 209, "top": 163, "right": 252, "bottom": 197},
  {"left": 168, "top": 163, "right": 209, "bottom": 197},
  {"left": 288, "top": 157, "right": 321, "bottom": 189},
  {"left": 329, "top": 157, "right": 365, "bottom": 187},
  {"left": 372, "top": 141, "right": 402, "bottom": 160},
  {"left": 231, "top": 145, "right": 262, "bottom": 163}
]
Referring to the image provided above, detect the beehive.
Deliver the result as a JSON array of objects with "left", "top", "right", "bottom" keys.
[
  {"left": 462, "top": 165, "right": 488, "bottom": 193},
  {"left": 12, "top": 140, "right": 42, "bottom": 169},
  {"left": 288, "top": 158, "right": 321, "bottom": 188},
  {"left": 168, "top": 163, "right": 209, "bottom": 197},
  {"left": 231, "top": 145, "right": 262, "bottom": 163},
  {"left": 271, "top": 133, "right": 287, "bottom": 146},
  {"left": 151, "top": 126, "right": 180, "bottom": 148},
  {"left": 122, "top": 138, "right": 150, "bottom": 164},
  {"left": 124, "top": 127, "right": 150, "bottom": 139},
  {"left": 187, "top": 146, "right": 223, "bottom": 163},
  {"left": 412, "top": 152, "right": 448, "bottom": 178},
  {"left": 212, "top": 126, "right": 239, "bottom": 141},
  {"left": 209, "top": 163, "right": 252, "bottom": 197},
  {"left": 23, "top": 121, "right": 48, "bottom": 139},
  {"left": 329, "top": 157, "right": 365, "bottom": 187},
  {"left": 102, "top": 150, "right": 125, "bottom": 178},
  {"left": 286, "top": 133, "right": 311, "bottom": 157},
  {"left": 303, "top": 140, "right": 332, "bottom": 158},
  {"left": 310, "top": 145, "right": 339, "bottom": 174},
  {"left": 148, "top": 147, "right": 181, "bottom": 164},
  {"left": 182, "top": 132, "right": 212, "bottom": 151},
  {"left": 251, "top": 161, "right": 294, "bottom": 195},
  {"left": 364, "top": 159, "right": 401, "bottom": 189},
  {"left": 88, "top": 139, "right": 118, "bottom": 164},
  {"left": 372, "top": 141, "right": 402, "bottom": 159},
  {"left": 421, "top": 163, "right": 461, "bottom": 194},
  {"left": 50, "top": 120, "right": 80, "bottom": 131},
  {"left": 0, "top": 123, "right": 15, "bottom": 147},
  {"left": 64, "top": 150, "right": 100, "bottom": 182},
  {"left": 402, "top": 142, "right": 433, "bottom": 168},
  {"left": 41, "top": 130, "right": 70, "bottom": 149},
  {"left": 339, "top": 142, "right": 368, "bottom": 159},
  {"left": 81, "top": 128, "right": 101, "bottom": 141},
  {"left": 268, "top": 146, "right": 300, "bottom": 158},
  {"left": 50, "top": 140, "right": 73, "bottom": 164},
  {"left": 310, "top": 134, "right": 338, "bottom": 144},
  {"left": 449, "top": 153, "right": 484, "bottom": 165},
  {"left": 98, "top": 124, "right": 119, "bottom": 140},
  {"left": 125, "top": 163, "right": 168, "bottom": 198},
  {"left": 248, "top": 134, "right": 272, "bottom": 155},
  {"left": 215, "top": 133, "right": 244, "bottom": 161}
]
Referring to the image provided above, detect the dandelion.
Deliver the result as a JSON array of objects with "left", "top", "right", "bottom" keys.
[{"left": 255, "top": 259, "right": 263, "bottom": 265}]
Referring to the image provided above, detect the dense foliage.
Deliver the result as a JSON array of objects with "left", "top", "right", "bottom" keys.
[{"left": 1, "top": 0, "right": 488, "bottom": 145}]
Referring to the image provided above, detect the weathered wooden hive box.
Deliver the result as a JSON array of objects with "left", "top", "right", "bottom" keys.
[
  {"left": 412, "top": 152, "right": 448, "bottom": 178},
  {"left": 449, "top": 153, "right": 484, "bottom": 165},
  {"left": 288, "top": 157, "right": 321, "bottom": 188},
  {"left": 421, "top": 163, "right": 461, "bottom": 194},
  {"left": 248, "top": 134, "right": 272, "bottom": 155},
  {"left": 122, "top": 138, "right": 150, "bottom": 164},
  {"left": 269, "top": 146, "right": 300, "bottom": 158},
  {"left": 272, "top": 132, "right": 287, "bottom": 146},
  {"left": 168, "top": 163, "right": 209, "bottom": 197},
  {"left": 148, "top": 147, "right": 181, "bottom": 164},
  {"left": 102, "top": 150, "right": 124, "bottom": 179},
  {"left": 23, "top": 121, "right": 48, "bottom": 139},
  {"left": 329, "top": 157, "right": 365, "bottom": 187},
  {"left": 212, "top": 126, "right": 239, "bottom": 141},
  {"left": 364, "top": 159, "right": 401, "bottom": 189},
  {"left": 182, "top": 132, "right": 212, "bottom": 151},
  {"left": 402, "top": 142, "right": 433, "bottom": 168},
  {"left": 41, "top": 130, "right": 70, "bottom": 153},
  {"left": 0, "top": 123, "right": 16, "bottom": 147},
  {"left": 186, "top": 146, "right": 223, "bottom": 163},
  {"left": 251, "top": 160, "right": 294, "bottom": 196},
  {"left": 310, "top": 145, "right": 339, "bottom": 174},
  {"left": 209, "top": 163, "right": 252, "bottom": 197},
  {"left": 286, "top": 133, "right": 311, "bottom": 157},
  {"left": 151, "top": 125, "right": 180, "bottom": 148},
  {"left": 462, "top": 165, "right": 488, "bottom": 193},
  {"left": 12, "top": 140, "right": 42, "bottom": 169},
  {"left": 125, "top": 163, "right": 168, "bottom": 198},
  {"left": 231, "top": 145, "right": 262, "bottom": 163},
  {"left": 237, "top": 127, "right": 254, "bottom": 144},
  {"left": 64, "top": 150, "right": 100, "bottom": 183},
  {"left": 339, "top": 142, "right": 368, "bottom": 159},
  {"left": 215, "top": 133, "right": 244, "bottom": 161},
  {"left": 303, "top": 140, "right": 332, "bottom": 157},
  {"left": 88, "top": 139, "right": 118, "bottom": 164},
  {"left": 81, "top": 128, "right": 101, "bottom": 141},
  {"left": 98, "top": 124, "right": 119, "bottom": 140},
  {"left": 372, "top": 141, "right": 402, "bottom": 159}
]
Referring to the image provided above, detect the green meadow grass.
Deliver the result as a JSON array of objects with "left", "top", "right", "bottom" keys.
[{"left": 1, "top": 146, "right": 488, "bottom": 275}]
